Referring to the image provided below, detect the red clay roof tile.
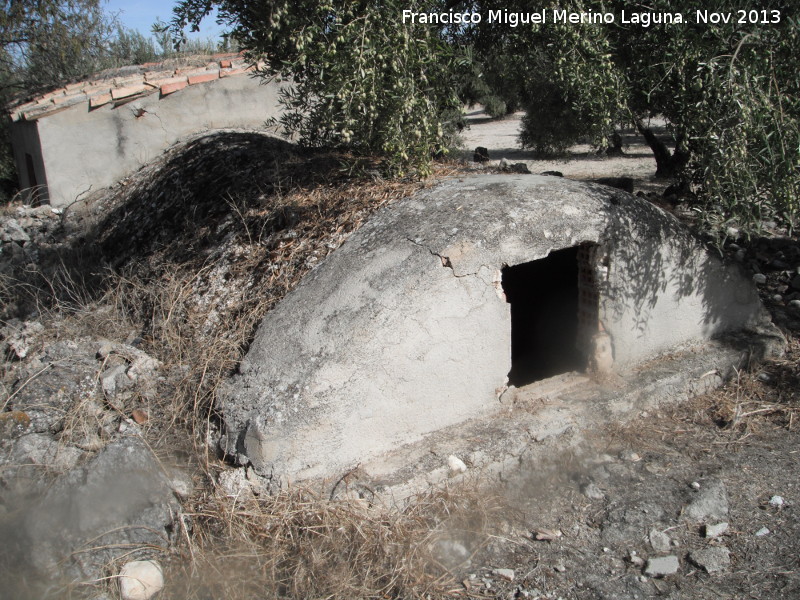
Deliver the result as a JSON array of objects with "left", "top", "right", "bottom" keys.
[
  {"left": 188, "top": 72, "right": 219, "bottom": 85},
  {"left": 111, "top": 84, "right": 149, "bottom": 100},
  {"left": 52, "top": 93, "right": 86, "bottom": 106},
  {"left": 160, "top": 80, "right": 189, "bottom": 95},
  {"left": 10, "top": 55, "right": 254, "bottom": 121},
  {"left": 89, "top": 93, "right": 113, "bottom": 108}
]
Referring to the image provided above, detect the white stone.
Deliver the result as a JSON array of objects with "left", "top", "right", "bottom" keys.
[
  {"left": 119, "top": 560, "right": 164, "bottom": 600},
  {"left": 704, "top": 522, "right": 729, "bottom": 538},
  {"left": 447, "top": 455, "right": 467, "bottom": 474},
  {"left": 753, "top": 273, "right": 767, "bottom": 285},
  {"left": 690, "top": 546, "right": 730, "bottom": 573},
  {"left": 649, "top": 528, "right": 672, "bottom": 553},
  {"left": 3, "top": 320, "right": 44, "bottom": 359},
  {"left": 583, "top": 482, "right": 605, "bottom": 500},
  {"left": 101, "top": 364, "right": 127, "bottom": 398},
  {"left": 217, "top": 468, "right": 253, "bottom": 498},
  {"left": 492, "top": 568, "right": 515, "bottom": 581},
  {"left": 769, "top": 495, "right": 784, "bottom": 507},
  {"left": 644, "top": 555, "right": 679, "bottom": 577}
]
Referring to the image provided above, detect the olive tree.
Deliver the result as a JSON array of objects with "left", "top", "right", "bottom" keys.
[
  {"left": 170, "top": 0, "right": 466, "bottom": 175},
  {"left": 465, "top": 0, "right": 799, "bottom": 234}
]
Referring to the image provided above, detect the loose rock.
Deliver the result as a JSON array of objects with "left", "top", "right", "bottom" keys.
[
  {"left": 629, "top": 552, "right": 644, "bottom": 567},
  {"left": 448, "top": 455, "right": 467, "bottom": 474},
  {"left": 1, "top": 319, "right": 44, "bottom": 359},
  {"left": 619, "top": 450, "right": 641, "bottom": 462},
  {"left": 534, "top": 528, "right": 562, "bottom": 541},
  {"left": 20, "top": 436, "right": 179, "bottom": 578},
  {"left": 684, "top": 479, "right": 729, "bottom": 522},
  {"left": 474, "top": 147, "right": 490, "bottom": 162},
  {"left": 0, "top": 219, "right": 30, "bottom": 243},
  {"left": 690, "top": 547, "right": 731, "bottom": 573},
  {"left": 493, "top": 568, "right": 515, "bottom": 581},
  {"left": 649, "top": 528, "right": 672, "bottom": 553},
  {"left": 218, "top": 468, "right": 256, "bottom": 498},
  {"left": 704, "top": 522, "right": 729, "bottom": 538},
  {"left": 499, "top": 158, "right": 531, "bottom": 174},
  {"left": 644, "top": 555, "right": 679, "bottom": 577},
  {"left": 582, "top": 482, "right": 605, "bottom": 500}
]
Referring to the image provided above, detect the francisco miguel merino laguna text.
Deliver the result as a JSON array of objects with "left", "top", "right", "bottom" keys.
[{"left": 402, "top": 9, "right": 782, "bottom": 27}]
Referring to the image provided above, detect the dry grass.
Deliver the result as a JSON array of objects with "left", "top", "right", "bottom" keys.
[
  {"left": 710, "top": 338, "right": 800, "bottom": 432},
  {"left": 87, "top": 159, "right": 496, "bottom": 599},
  {"left": 154, "top": 485, "right": 497, "bottom": 600}
]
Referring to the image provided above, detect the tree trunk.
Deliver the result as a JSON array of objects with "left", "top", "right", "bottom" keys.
[{"left": 635, "top": 120, "right": 688, "bottom": 178}]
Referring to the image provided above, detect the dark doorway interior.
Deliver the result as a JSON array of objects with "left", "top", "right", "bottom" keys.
[
  {"left": 502, "top": 246, "right": 585, "bottom": 386},
  {"left": 24, "top": 153, "right": 41, "bottom": 206}
]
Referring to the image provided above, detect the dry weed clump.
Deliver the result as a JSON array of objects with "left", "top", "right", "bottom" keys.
[
  {"left": 160, "top": 485, "right": 495, "bottom": 600},
  {"left": 668, "top": 336, "right": 800, "bottom": 439}
]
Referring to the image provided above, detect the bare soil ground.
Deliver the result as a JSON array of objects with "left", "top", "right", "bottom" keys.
[{"left": 458, "top": 109, "right": 670, "bottom": 197}]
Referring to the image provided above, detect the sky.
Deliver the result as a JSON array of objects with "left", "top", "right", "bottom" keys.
[{"left": 103, "top": 0, "right": 225, "bottom": 41}]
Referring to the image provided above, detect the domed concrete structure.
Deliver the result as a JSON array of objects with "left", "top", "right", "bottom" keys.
[{"left": 219, "top": 174, "right": 770, "bottom": 483}]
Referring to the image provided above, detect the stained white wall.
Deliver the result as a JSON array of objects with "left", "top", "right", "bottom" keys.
[{"left": 27, "top": 75, "right": 285, "bottom": 206}]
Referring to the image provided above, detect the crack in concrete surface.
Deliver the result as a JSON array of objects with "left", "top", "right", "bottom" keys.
[{"left": 406, "top": 236, "right": 491, "bottom": 281}]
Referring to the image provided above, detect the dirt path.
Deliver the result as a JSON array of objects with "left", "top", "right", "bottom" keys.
[{"left": 457, "top": 109, "right": 669, "bottom": 195}]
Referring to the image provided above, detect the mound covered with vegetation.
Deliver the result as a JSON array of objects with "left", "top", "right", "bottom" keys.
[{"left": 0, "top": 125, "right": 799, "bottom": 599}]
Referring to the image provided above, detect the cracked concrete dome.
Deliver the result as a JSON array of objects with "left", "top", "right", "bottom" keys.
[{"left": 219, "top": 174, "right": 766, "bottom": 483}]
